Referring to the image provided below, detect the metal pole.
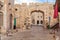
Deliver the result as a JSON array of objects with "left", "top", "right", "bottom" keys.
[
  {"left": 49, "top": 16, "right": 50, "bottom": 28},
  {"left": 47, "top": 0, "right": 50, "bottom": 29}
]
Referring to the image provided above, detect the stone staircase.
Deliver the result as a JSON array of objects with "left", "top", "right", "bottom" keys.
[{"left": 50, "top": 23, "right": 59, "bottom": 30}]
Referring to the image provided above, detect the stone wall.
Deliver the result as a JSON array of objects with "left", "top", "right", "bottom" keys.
[
  {"left": 1, "top": 0, "right": 14, "bottom": 34},
  {"left": 13, "top": 3, "right": 58, "bottom": 29}
]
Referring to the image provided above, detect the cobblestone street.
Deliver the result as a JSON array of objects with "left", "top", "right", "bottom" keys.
[{"left": 1, "top": 26, "right": 60, "bottom": 40}]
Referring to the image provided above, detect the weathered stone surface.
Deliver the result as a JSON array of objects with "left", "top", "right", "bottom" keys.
[
  {"left": 1, "top": 26, "right": 60, "bottom": 40},
  {"left": 13, "top": 3, "right": 58, "bottom": 29}
]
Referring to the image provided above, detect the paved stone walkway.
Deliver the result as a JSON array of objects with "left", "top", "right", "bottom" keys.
[{"left": 1, "top": 26, "right": 60, "bottom": 40}]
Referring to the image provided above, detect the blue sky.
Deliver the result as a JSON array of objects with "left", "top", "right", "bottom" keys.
[{"left": 15, "top": 0, "right": 56, "bottom": 4}]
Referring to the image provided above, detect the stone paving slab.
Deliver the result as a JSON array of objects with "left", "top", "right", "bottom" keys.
[{"left": 1, "top": 26, "right": 60, "bottom": 40}]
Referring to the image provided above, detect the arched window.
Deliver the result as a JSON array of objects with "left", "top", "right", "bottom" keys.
[{"left": 41, "top": 20, "right": 43, "bottom": 24}]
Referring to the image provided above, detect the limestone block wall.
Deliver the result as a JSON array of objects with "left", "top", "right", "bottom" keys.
[
  {"left": 14, "top": 3, "right": 58, "bottom": 29},
  {"left": 13, "top": 4, "right": 21, "bottom": 28},
  {"left": 29, "top": 3, "right": 56, "bottom": 28},
  {"left": 20, "top": 3, "right": 27, "bottom": 29},
  {"left": 1, "top": 0, "right": 14, "bottom": 34}
]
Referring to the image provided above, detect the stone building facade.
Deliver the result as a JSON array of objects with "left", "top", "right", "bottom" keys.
[
  {"left": 0, "top": 0, "right": 14, "bottom": 34},
  {"left": 0, "top": 0, "right": 59, "bottom": 34},
  {"left": 13, "top": 3, "right": 58, "bottom": 29}
]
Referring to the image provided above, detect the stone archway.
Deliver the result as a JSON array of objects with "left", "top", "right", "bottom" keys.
[{"left": 31, "top": 10, "right": 44, "bottom": 26}]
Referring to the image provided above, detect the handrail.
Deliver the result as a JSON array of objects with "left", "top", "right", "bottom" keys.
[{"left": 50, "top": 23, "right": 59, "bottom": 29}]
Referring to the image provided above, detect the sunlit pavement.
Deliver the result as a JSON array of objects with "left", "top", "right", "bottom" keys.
[{"left": 1, "top": 25, "right": 60, "bottom": 40}]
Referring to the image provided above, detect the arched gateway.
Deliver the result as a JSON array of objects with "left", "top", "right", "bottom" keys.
[{"left": 31, "top": 10, "right": 44, "bottom": 26}]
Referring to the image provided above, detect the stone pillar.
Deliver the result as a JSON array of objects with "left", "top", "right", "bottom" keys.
[
  {"left": 2, "top": 4, "right": 10, "bottom": 34},
  {"left": 1, "top": 4, "right": 7, "bottom": 34}
]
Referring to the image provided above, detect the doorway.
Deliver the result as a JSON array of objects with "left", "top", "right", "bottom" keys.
[
  {"left": 37, "top": 20, "right": 39, "bottom": 24},
  {"left": 31, "top": 10, "right": 44, "bottom": 26}
]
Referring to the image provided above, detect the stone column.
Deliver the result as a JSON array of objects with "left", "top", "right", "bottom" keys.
[
  {"left": 2, "top": 4, "right": 10, "bottom": 34},
  {"left": 2, "top": 4, "right": 7, "bottom": 34}
]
